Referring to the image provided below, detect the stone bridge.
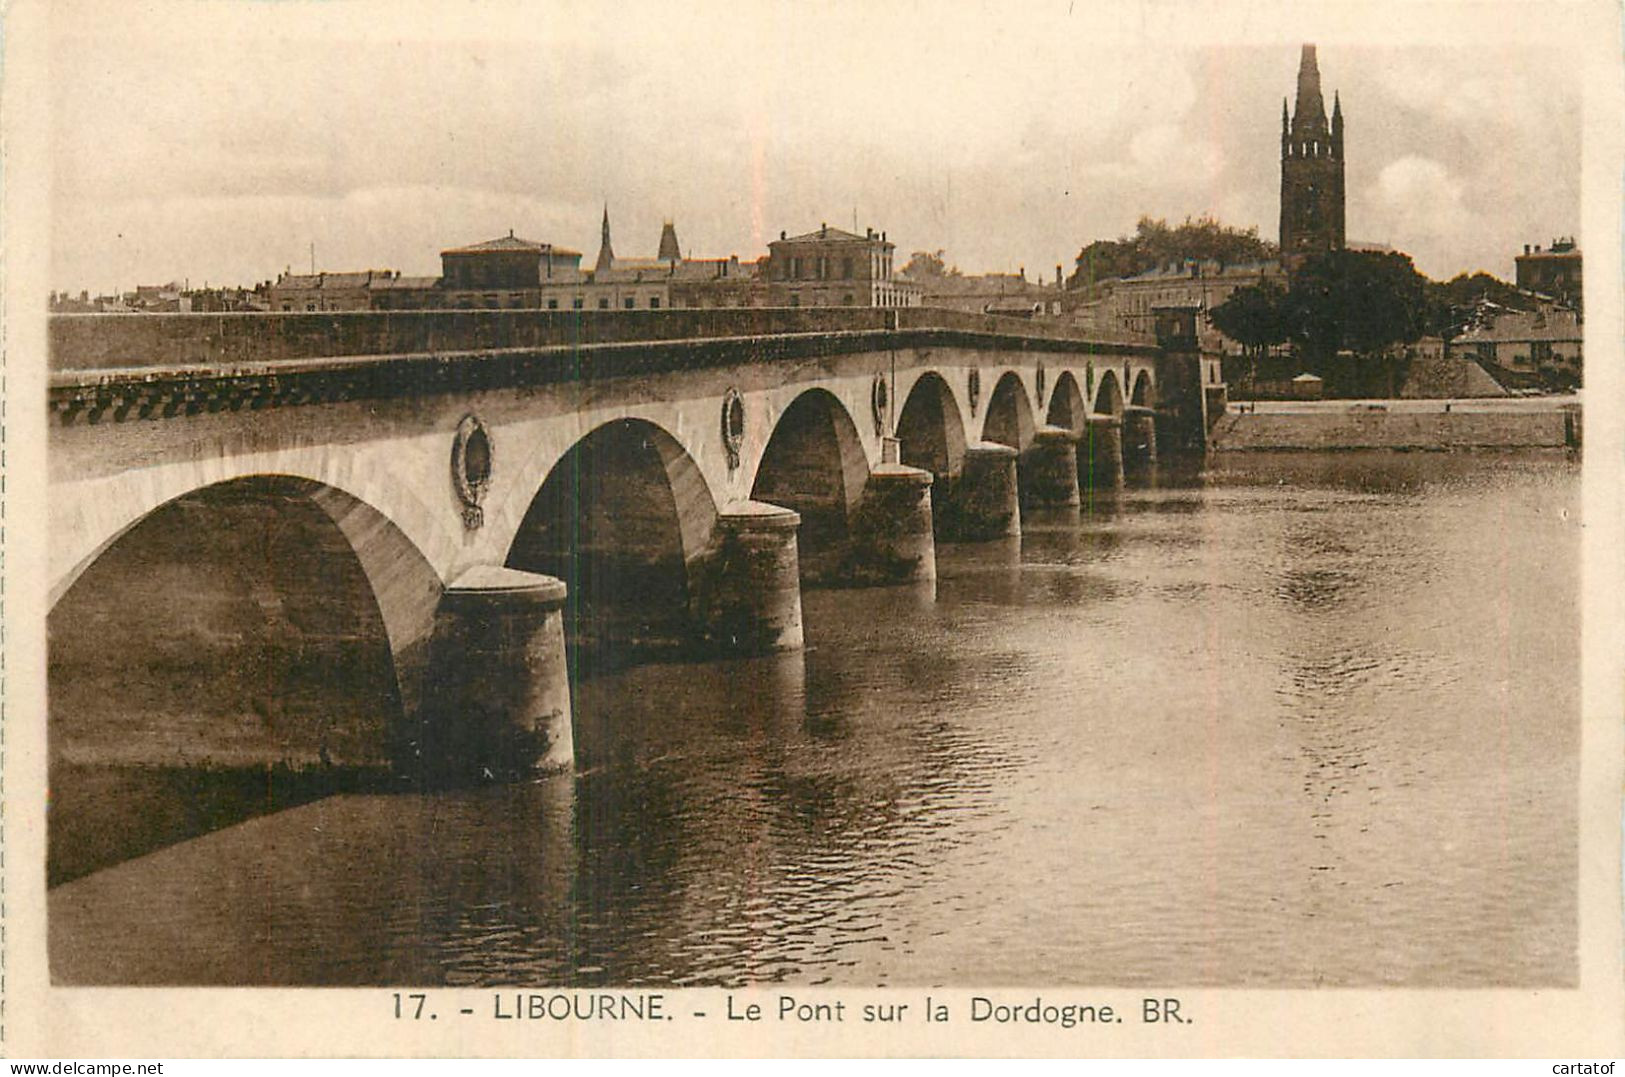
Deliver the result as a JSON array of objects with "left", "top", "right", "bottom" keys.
[{"left": 48, "top": 307, "right": 1203, "bottom": 780}]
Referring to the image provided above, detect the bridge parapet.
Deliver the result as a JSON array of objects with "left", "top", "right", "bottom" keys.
[
  {"left": 50, "top": 307, "right": 1153, "bottom": 373},
  {"left": 49, "top": 309, "right": 1158, "bottom": 425}
]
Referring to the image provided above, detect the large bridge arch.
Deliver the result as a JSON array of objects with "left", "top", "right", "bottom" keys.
[
  {"left": 981, "top": 370, "right": 1038, "bottom": 449},
  {"left": 505, "top": 417, "right": 719, "bottom": 665},
  {"left": 1046, "top": 370, "right": 1088, "bottom": 434},
  {"left": 50, "top": 445, "right": 458, "bottom": 612},
  {"left": 895, "top": 371, "right": 969, "bottom": 483},
  {"left": 1131, "top": 369, "right": 1157, "bottom": 408},
  {"left": 1094, "top": 369, "right": 1126, "bottom": 416},
  {"left": 749, "top": 388, "right": 871, "bottom": 578},
  {"left": 49, "top": 474, "right": 443, "bottom": 773}
]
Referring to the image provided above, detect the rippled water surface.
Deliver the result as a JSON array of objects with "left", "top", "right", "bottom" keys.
[{"left": 51, "top": 451, "right": 1579, "bottom": 987}]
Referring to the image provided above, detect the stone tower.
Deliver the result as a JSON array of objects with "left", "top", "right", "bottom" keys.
[
  {"left": 657, "top": 220, "right": 682, "bottom": 263},
  {"left": 1279, "top": 45, "right": 1345, "bottom": 267}
]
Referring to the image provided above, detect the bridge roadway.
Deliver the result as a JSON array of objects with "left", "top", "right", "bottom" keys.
[{"left": 47, "top": 307, "right": 1185, "bottom": 780}]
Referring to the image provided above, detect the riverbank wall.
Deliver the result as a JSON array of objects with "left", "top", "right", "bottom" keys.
[{"left": 1210, "top": 404, "right": 1580, "bottom": 452}]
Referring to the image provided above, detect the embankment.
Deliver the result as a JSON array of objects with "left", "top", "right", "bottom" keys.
[{"left": 1211, "top": 405, "right": 1579, "bottom": 452}]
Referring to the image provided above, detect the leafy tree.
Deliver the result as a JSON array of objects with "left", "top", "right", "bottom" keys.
[
  {"left": 1068, "top": 215, "right": 1278, "bottom": 290},
  {"left": 900, "top": 250, "right": 959, "bottom": 280},
  {"left": 1424, "top": 271, "right": 1533, "bottom": 338},
  {"left": 1208, "top": 280, "right": 1289, "bottom": 358},
  {"left": 1282, "top": 251, "right": 1431, "bottom": 360}
]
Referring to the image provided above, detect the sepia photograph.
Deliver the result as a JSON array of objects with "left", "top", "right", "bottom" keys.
[{"left": 6, "top": 0, "right": 1623, "bottom": 1059}]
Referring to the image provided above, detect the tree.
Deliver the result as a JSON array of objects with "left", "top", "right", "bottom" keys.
[
  {"left": 900, "top": 250, "right": 959, "bottom": 280},
  {"left": 1282, "top": 250, "right": 1430, "bottom": 361},
  {"left": 1424, "top": 271, "right": 1532, "bottom": 339},
  {"left": 1068, "top": 215, "right": 1278, "bottom": 290},
  {"left": 1209, "top": 280, "right": 1289, "bottom": 359}
]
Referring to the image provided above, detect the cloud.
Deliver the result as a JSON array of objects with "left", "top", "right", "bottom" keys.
[
  {"left": 1366, "top": 156, "right": 1471, "bottom": 276},
  {"left": 45, "top": 14, "right": 1582, "bottom": 289}
]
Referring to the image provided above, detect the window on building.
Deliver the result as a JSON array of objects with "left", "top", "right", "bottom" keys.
[
  {"left": 305, "top": 303, "right": 315, "bottom": 311},
  {"left": 790, "top": 293, "right": 800, "bottom": 307},
  {"left": 624, "top": 297, "right": 635, "bottom": 309},
  {"left": 599, "top": 298, "right": 610, "bottom": 309},
  {"left": 649, "top": 297, "right": 661, "bottom": 310},
  {"left": 842, "top": 258, "right": 853, "bottom": 279},
  {"left": 547, "top": 298, "right": 559, "bottom": 310},
  {"left": 842, "top": 294, "right": 854, "bottom": 306},
  {"left": 572, "top": 297, "right": 584, "bottom": 309}
]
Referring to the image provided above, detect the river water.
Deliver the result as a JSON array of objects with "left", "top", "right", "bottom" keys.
[{"left": 49, "top": 450, "right": 1579, "bottom": 988}]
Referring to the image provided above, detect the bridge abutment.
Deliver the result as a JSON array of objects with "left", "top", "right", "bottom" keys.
[
  {"left": 422, "top": 566, "right": 574, "bottom": 780},
  {"left": 697, "top": 501, "right": 806, "bottom": 653},
  {"left": 1019, "top": 425, "right": 1082, "bottom": 508},
  {"left": 938, "top": 441, "right": 1020, "bottom": 541},
  {"left": 1123, "top": 405, "right": 1159, "bottom": 475},
  {"left": 1081, "top": 414, "right": 1125, "bottom": 496}
]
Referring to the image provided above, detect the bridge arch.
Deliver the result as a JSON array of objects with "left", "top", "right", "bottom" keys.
[
  {"left": 895, "top": 371, "right": 969, "bottom": 482},
  {"left": 1094, "top": 369, "right": 1125, "bottom": 416},
  {"left": 1045, "top": 370, "right": 1088, "bottom": 434},
  {"left": 982, "top": 370, "right": 1038, "bottom": 449},
  {"left": 1131, "top": 369, "right": 1156, "bottom": 408},
  {"left": 506, "top": 417, "right": 718, "bottom": 665},
  {"left": 750, "top": 388, "right": 871, "bottom": 578},
  {"left": 49, "top": 474, "right": 443, "bottom": 773}
]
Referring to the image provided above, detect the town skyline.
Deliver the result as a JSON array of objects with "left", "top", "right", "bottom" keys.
[{"left": 50, "top": 5, "right": 1580, "bottom": 294}]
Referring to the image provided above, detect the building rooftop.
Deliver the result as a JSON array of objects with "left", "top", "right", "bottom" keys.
[
  {"left": 369, "top": 275, "right": 441, "bottom": 291},
  {"left": 776, "top": 224, "right": 889, "bottom": 246},
  {"left": 441, "top": 234, "right": 582, "bottom": 257},
  {"left": 1118, "top": 259, "right": 1282, "bottom": 284},
  {"left": 274, "top": 270, "right": 396, "bottom": 290},
  {"left": 1454, "top": 300, "right": 1582, "bottom": 343}
]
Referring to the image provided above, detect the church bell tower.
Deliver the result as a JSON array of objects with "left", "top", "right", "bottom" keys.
[{"left": 1279, "top": 45, "right": 1346, "bottom": 267}]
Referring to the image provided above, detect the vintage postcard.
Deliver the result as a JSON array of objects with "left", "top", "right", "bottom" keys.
[{"left": 2, "top": 0, "right": 1622, "bottom": 1059}]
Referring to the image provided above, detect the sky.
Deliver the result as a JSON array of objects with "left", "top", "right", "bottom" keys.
[{"left": 46, "top": 2, "right": 1582, "bottom": 294}]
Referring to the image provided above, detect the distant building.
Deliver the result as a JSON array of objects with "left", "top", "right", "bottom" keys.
[
  {"left": 1447, "top": 296, "right": 1582, "bottom": 390},
  {"left": 438, "top": 232, "right": 584, "bottom": 309},
  {"left": 545, "top": 211, "right": 769, "bottom": 310},
  {"left": 367, "top": 275, "right": 443, "bottom": 311},
  {"left": 1279, "top": 44, "right": 1346, "bottom": 267},
  {"left": 269, "top": 269, "right": 398, "bottom": 312},
  {"left": 1074, "top": 259, "right": 1285, "bottom": 346},
  {"left": 1514, "top": 238, "right": 1581, "bottom": 310},
  {"left": 765, "top": 224, "right": 921, "bottom": 308},
  {"left": 910, "top": 267, "right": 1063, "bottom": 317}
]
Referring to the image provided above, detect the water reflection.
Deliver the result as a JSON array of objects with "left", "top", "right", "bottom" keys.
[{"left": 50, "top": 451, "right": 1579, "bottom": 988}]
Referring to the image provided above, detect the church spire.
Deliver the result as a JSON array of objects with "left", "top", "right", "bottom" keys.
[
  {"left": 1292, "top": 43, "right": 1327, "bottom": 135},
  {"left": 595, "top": 204, "right": 615, "bottom": 274}
]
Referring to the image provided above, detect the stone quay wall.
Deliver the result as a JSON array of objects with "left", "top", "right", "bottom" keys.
[{"left": 1211, "top": 405, "right": 1579, "bottom": 452}]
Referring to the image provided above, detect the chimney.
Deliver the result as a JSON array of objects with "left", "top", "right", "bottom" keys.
[
  {"left": 1055, "top": 265, "right": 1062, "bottom": 287},
  {"left": 780, "top": 230, "right": 786, "bottom": 240},
  {"left": 1524, "top": 244, "right": 1531, "bottom": 255}
]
